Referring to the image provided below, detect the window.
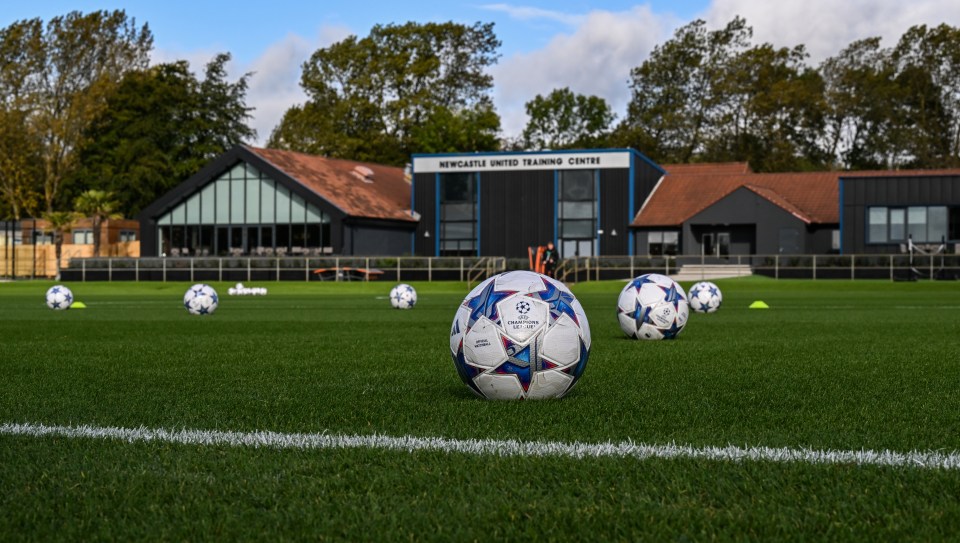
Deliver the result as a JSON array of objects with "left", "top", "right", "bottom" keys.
[
  {"left": 868, "top": 207, "right": 887, "bottom": 243},
  {"left": 558, "top": 170, "right": 597, "bottom": 257},
  {"left": 868, "top": 205, "right": 956, "bottom": 243},
  {"left": 889, "top": 208, "right": 905, "bottom": 241},
  {"left": 648, "top": 231, "right": 678, "bottom": 256},
  {"left": 72, "top": 229, "right": 93, "bottom": 245},
  {"left": 831, "top": 229, "right": 840, "bottom": 252},
  {"left": 119, "top": 230, "right": 137, "bottom": 242},
  {"left": 439, "top": 172, "right": 477, "bottom": 256}
]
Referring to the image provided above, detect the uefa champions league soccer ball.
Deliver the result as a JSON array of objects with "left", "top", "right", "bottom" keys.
[
  {"left": 688, "top": 281, "right": 723, "bottom": 313},
  {"left": 183, "top": 283, "right": 219, "bottom": 315},
  {"left": 449, "top": 270, "right": 591, "bottom": 400},
  {"left": 617, "top": 273, "right": 689, "bottom": 340},
  {"left": 390, "top": 284, "right": 417, "bottom": 309},
  {"left": 45, "top": 285, "right": 74, "bottom": 310}
]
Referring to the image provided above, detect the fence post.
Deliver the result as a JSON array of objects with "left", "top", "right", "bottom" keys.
[
  {"left": 930, "top": 255, "right": 934, "bottom": 280},
  {"left": 306, "top": 258, "right": 310, "bottom": 282},
  {"left": 397, "top": 257, "right": 401, "bottom": 282},
  {"left": 890, "top": 254, "right": 894, "bottom": 281},
  {"left": 135, "top": 258, "right": 139, "bottom": 282},
  {"left": 82, "top": 258, "right": 86, "bottom": 282},
  {"left": 335, "top": 257, "right": 340, "bottom": 282},
  {"left": 276, "top": 258, "right": 280, "bottom": 282},
  {"left": 428, "top": 257, "right": 433, "bottom": 282},
  {"left": 775, "top": 255, "right": 779, "bottom": 280},
  {"left": 365, "top": 257, "right": 370, "bottom": 282},
  {"left": 190, "top": 258, "right": 194, "bottom": 283},
  {"left": 218, "top": 258, "right": 222, "bottom": 282},
  {"left": 851, "top": 256, "right": 855, "bottom": 280},
  {"left": 812, "top": 255, "right": 816, "bottom": 280},
  {"left": 460, "top": 257, "right": 464, "bottom": 282},
  {"left": 247, "top": 258, "right": 251, "bottom": 282},
  {"left": 109, "top": 258, "right": 113, "bottom": 282},
  {"left": 162, "top": 258, "right": 166, "bottom": 282}
]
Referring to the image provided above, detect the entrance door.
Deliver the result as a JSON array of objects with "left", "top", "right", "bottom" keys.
[
  {"left": 717, "top": 232, "right": 730, "bottom": 259},
  {"left": 561, "top": 239, "right": 594, "bottom": 258},
  {"left": 702, "top": 233, "right": 714, "bottom": 257}
]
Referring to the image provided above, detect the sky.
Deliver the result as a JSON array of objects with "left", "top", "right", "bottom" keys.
[{"left": 4, "top": 1, "right": 960, "bottom": 144}]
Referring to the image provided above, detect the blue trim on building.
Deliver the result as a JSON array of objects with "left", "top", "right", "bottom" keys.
[
  {"left": 595, "top": 169, "right": 601, "bottom": 255},
  {"left": 553, "top": 170, "right": 559, "bottom": 246},
  {"left": 475, "top": 172, "right": 481, "bottom": 257},
  {"left": 628, "top": 154, "right": 636, "bottom": 256},
  {"left": 434, "top": 173, "right": 440, "bottom": 257},
  {"left": 838, "top": 178, "right": 844, "bottom": 255}
]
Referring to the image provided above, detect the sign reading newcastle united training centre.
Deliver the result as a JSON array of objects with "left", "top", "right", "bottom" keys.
[{"left": 413, "top": 151, "right": 632, "bottom": 174}]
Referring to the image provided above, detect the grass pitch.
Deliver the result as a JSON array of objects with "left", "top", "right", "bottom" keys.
[{"left": 2, "top": 277, "right": 960, "bottom": 540}]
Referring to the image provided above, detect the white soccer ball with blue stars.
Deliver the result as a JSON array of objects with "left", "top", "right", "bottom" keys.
[
  {"left": 617, "top": 273, "right": 689, "bottom": 340},
  {"left": 45, "top": 285, "right": 74, "bottom": 310},
  {"left": 449, "top": 270, "right": 591, "bottom": 400},
  {"left": 688, "top": 281, "right": 723, "bottom": 313},
  {"left": 183, "top": 283, "right": 219, "bottom": 315},
  {"left": 389, "top": 283, "right": 417, "bottom": 309}
]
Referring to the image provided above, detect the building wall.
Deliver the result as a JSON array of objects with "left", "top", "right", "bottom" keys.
[
  {"left": 682, "top": 188, "right": 808, "bottom": 255},
  {"left": 479, "top": 169, "right": 555, "bottom": 257},
  {"left": 343, "top": 222, "right": 416, "bottom": 256},
  {"left": 841, "top": 175, "right": 960, "bottom": 254}
]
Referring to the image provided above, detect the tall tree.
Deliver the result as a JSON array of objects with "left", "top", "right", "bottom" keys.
[
  {"left": 521, "top": 87, "right": 615, "bottom": 150},
  {"left": 269, "top": 21, "right": 501, "bottom": 164},
  {"left": 617, "top": 17, "right": 753, "bottom": 163},
  {"left": 74, "top": 189, "right": 120, "bottom": 257},
  {"left": 71, "top": 54, "right": 255, "bottom": 217},
  {"left": 0, "top": 19, "right": 44, "bottom": 220},
  {"left": 28, "top": 11, "right": 152, "bottom": 213}
]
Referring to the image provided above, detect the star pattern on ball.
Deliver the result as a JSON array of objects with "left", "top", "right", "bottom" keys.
[
  {"left": 466, "top": 281, "right": 516, "bottom": 329},
  {"left": 708, "top": 286, "right": 720, "bottom": 298},
  {"left": 538, "top": 279, "right": 580, "bottom": 325},
  {"left": 494, "top": 337, "right": 538, "bottom": 392},
  {"left": 660, "top": 282, "right": 684, "bottom": 312}
]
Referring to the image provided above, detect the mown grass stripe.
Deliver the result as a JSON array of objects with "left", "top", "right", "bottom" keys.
[{"left": 4, "top": 421, "right": 960, "bottom": 470}]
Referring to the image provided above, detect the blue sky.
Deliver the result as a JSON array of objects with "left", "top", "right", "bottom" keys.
[{"left": 5, "top": 1, "right": 960, "bottom": 143}]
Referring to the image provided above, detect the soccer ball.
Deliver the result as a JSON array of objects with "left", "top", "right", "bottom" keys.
[
  {"left": 617, "top": 273, "right": 689, "bottom": 340},
  {"left": 390, "top": 283, "right": 417, "bottom": 309},
  {"left": 183, "top": 283, "right": 219, "bottom": 315},
  {"left": 449, "top": 270, "right": 591, "bottom": 400},
  {"left": 688, "top": 281, "right": 723, "bottom": 313},
  {"left": 46, "top": 285, "right": 74, "bottom": 310}
]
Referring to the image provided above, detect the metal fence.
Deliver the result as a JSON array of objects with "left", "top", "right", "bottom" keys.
[
  {"left": 555, "top": 253, "right": 960, "bottom": 282},
  {"left": 56, "top": 256, "right": 507, "bottom": 285}
]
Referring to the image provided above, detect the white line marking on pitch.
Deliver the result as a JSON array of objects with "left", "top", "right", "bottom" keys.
[{"left": 2, "top": 421, "right": 959, "bottom": 470}]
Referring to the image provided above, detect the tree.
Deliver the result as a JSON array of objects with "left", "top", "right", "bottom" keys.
[
  {"left": 269, "top": 21, "right": 501, "bottom": 164},
  {"left": 70, "top": 54, "right": 255, "bottom": 217},
  {"left": 75, "top": 189, "right": 121, "bottom": 257},
  {"left": 41, "top": 210, "right": 78, "bottom": 279},
  {"left": 521, "top": 88, "right": 616, "bottom": 150},
  {"left": 410, "top": 99, "right": 501, "bottom": 154},
  {"left": 618, "top": 17, "right": 753, "bottom": 163},
  {"left": 18, "top": 11, "right": 152, "bottom": 213}
]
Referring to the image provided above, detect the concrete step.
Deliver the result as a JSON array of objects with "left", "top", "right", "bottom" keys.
[{"left": 671, "top": 264, "right": 752, "bottom": 281}]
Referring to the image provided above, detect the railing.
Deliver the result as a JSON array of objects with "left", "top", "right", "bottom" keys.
[
  {"left": 53, "top": 256, "right": 508, "bottom": 283},
  {"left": 555, "top": 254, "right": 960, "bottom": 282}
]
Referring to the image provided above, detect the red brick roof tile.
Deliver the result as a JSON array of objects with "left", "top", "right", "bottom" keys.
[{"left": 246, "top": 146, "right": 415, "bottom": 222}]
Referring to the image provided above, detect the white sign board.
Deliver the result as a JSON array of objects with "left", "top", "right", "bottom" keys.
[{"left": 413, "top": 151, "right": 632, "bottom": 173}]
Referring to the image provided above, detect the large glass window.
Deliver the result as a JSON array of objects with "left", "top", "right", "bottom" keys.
[
  {"left": 907, "top": 207, "right": 927, "bottom": 242},
  {"left": 558, "top": 170, "right": 597, "bottom": 257},
  {"left": 439, "top": 172, "right": 477, "bottom": 256},
  {"left": 867, "top": 207, "right": 888, "bottom": 243},
  {"left": 889, "top": 208, "right": 905, "bottom": 241},
  {"left": 155, "top": 161, "right": 332, "bottom": 256},
  {"left": 868, "top": 205, "right": 956, "bottom": 244},
  {"left": 648, "top": 231, "right": 678, "bottom": 256},
  {"left": 928, "top": 206, "right": 948, "bottom": 243}
]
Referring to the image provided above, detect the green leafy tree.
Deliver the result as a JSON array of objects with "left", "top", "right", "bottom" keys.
[
  {"left": 269, "top": 21, "right": 501, "bottom": 164},
  {"left": 74, "top": 189, "right": 121, "bottom": 257},
  {"left": 521, "top": 87, "right": 615, "bottom": 150},
  {"left": 71, "top": 54, "right": 255, "bottom": 217},
  {"left": 41, "top": 210, "right": 78, "bottom": 279},
  {"left": 410, "top": 99, "right": 501, "bottom": 153},
  {"left": 617, "top": 17, "right": 753, "bottom": 163},
  {"left": 28, "top": 10, "right": 153, "bottom": 213}
]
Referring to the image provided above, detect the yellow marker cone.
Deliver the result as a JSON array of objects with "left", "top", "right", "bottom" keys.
[
  {"left": 71, "top": 301, "right": 87, "bottom": 309},
  {"left": 748, "top": 300, "right": 769, "bottom": 309}
]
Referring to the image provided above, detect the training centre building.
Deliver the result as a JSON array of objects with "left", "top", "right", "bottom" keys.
[
  {"left": 410, "top": 149, "right": 664, "bottom": 259},
  {"left": 138, "top": 145, "right": 417, "bottom": 257}
]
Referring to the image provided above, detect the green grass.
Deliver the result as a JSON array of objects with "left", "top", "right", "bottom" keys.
[{"left": 2, "top": 277, "right": 960, "bottom": 540}]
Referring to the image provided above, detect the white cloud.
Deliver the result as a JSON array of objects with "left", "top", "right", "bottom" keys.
[
  {"left": 491, "top": 5, "right": 677, "bottom": 139},
  {"left": 151, "top": 24, "right": 352, "bottom": 146},
  {"left": 702, "top": 0, "right": 960, "bottom": 62}
]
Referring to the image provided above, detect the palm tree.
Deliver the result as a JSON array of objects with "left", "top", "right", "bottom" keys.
[
  {"left": 42, "top": 210, "right": 79, "bottom": 280},
  {"left": 75, "top": 189, "right": 122, "bottom": 257}
]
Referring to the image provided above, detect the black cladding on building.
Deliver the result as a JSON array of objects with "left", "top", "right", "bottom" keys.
[{"left": 411, "top": 149, "right": 664, "bottom": 259}]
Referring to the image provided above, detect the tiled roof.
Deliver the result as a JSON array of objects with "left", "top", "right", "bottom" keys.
[
  {"left": 660, "top": 162, "right": 753, "bottom": 175},
  {"left": 246, "top": 146, "right": 415, "bottom": 222},
  {"left": 632, "top": 166, "right": 960, "bottom": 227}
]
